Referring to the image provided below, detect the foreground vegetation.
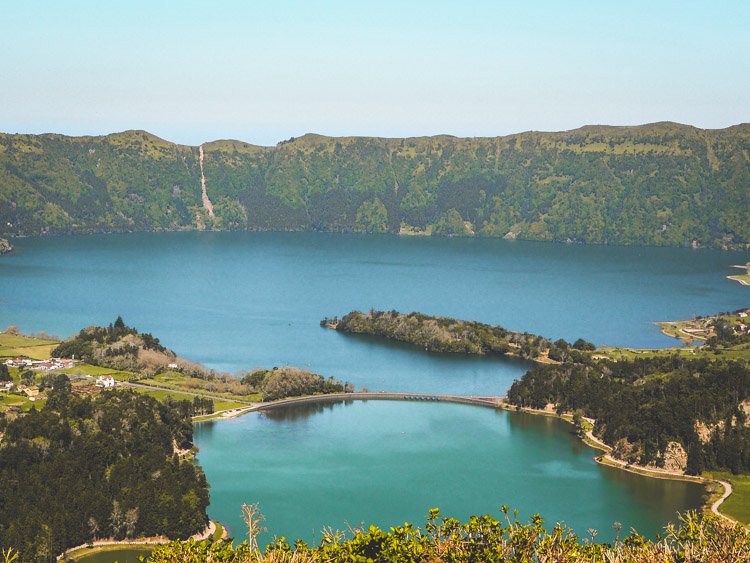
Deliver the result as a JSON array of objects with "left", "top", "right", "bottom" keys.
[
  {"left": 326, "top": 309, "right": 595, "bottom": 363},
  {"left": 0, "top": 385, "right": 210, "bottom": 562},
  {"left": 139, "top": 507, "right": 750, "bottom": 563},
  {"left": 2, "top": 123, "right": 750, "bottom": 249}
]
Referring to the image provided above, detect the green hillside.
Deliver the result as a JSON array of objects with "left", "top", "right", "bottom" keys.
[{"left": 2, "top": 122, "right": 749, "bottom": 248}]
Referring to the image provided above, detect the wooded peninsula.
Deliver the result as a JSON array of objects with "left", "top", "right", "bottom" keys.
[{"left": 323, "top": 309, "right": 595, "bottom": 363}]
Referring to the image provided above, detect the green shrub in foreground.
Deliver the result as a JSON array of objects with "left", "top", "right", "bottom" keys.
[{"left": 143, "top": 506, "right": 750, "bottom": 562}]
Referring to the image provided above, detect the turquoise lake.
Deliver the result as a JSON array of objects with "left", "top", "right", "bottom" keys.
[
  {"left": 194, "top": 400, "right": 704, "bottom": 544},
  {"left": 1, "top": 232, "right": 748, "bottom": 542}
]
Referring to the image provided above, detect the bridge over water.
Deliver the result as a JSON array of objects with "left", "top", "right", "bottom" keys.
[{"left": 254, "top": 392, "right": 507, "bottom": 411}]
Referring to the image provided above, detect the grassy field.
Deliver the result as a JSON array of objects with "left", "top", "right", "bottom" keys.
[
  {"left": 139, "top": 372, "right": 261, "bottom": 403},
  {"left": 595, "top": 342, "right": 750, "bottom": 363},
  {"left": 655, "top": 319, "right": 710, "bottom": 342},
  {"left": 704, "top": 471, "right": 750, "bottom": 525},
  {"left": 0, "top": 332, "right": 60, "bottom": 360},
  {"left": 211, "top": 521, "right": 225, "bottom": 541},
  {"left": 133, "top": 388, "right": 250, "bottom": 411},
  {"left": 0, "top": 393, "right": 34, "bottom": 411},
  {"left": 62, "top": 364, "right": 133, "bottom": 380},
  {"left": 65, "top": 544, "right": 155, "bottom": 562},
  {"left": 0, "top": 333, "right": 58, "bottom": 348},
  {"left": 729, "top": 274, "right": 750, "bottom": 286}
]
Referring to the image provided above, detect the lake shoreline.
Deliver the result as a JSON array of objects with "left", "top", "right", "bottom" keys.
[
  {"left": 497, "top": 402, "right": 740, "bottom": 526},
  {"left": 59, "top": 520, "right": 224, "bottom": 561}
]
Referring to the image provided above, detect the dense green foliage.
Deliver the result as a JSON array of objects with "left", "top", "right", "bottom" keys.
[
  {"left": 2, "top": 123, "right": 750, "bottom": 248},
  {"left": 328, "top": 309, "right": 594, "bottom": 362},
  {"left": 52, "top": 316, "right": 175, "bottom": 374},
  {"left": 242, "top": 367, "right": 347, "bottom": 402},
  {"left": 143, "top": 509, "right": 750, "bottom": 563},
  {"left": 0, "top": 384, "right": 209, "bottom": 562},
  {"left": 507, "top": 355, "right": 750, "bottom": 474},
  {"left": 165, "top": 395, "right": 215, "bottom": 418}
]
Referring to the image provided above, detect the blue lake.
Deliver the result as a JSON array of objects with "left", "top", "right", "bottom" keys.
[
  {"left": 1, "top": 232, "right": 748, "bottom": 395},
  {"left": 1, "top": 232, "right": 747, "bottom": 541}
]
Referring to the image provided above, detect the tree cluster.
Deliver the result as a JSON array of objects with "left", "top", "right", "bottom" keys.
[
  {"left": 52, "top": 316, "right": 175, "bottom": 374},
  {"left": 241, "top": 367, "right": 347, "bottom": 402},
  {"left": 0, "top": 383, "right": 209, "bottom": 562},
  {"left": 163, "top": 395, "right": 215, "bottom": 419}
]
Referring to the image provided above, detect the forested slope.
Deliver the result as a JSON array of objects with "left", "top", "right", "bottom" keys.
[
  {"left": 508, "top": 356, "right": 750, "bottom": 475},
  {"left": 0, "top": 385, "right": 209, "bottom": 562},
  {"left": 2, "top": 122, "right": 749, "bottom": 248}
]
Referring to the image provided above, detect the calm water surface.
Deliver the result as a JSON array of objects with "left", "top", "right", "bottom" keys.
[
  {"left": 1, "top": 232, "right": 746, "bottom": 540},
  {"left": 1, "top": 232, "right": 748, "bottom": 394},
  {"left": 194, "top": 400, "right": 704, "bottom": 544}
]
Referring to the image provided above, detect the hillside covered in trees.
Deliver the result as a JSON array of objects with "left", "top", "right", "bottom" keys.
[
  {"left": 2, "top": 122, "right": 749, "bottom": 248},
  {"left": 507, "top": 355, "right": 750, "bottom": 475},
  {"left": 0, "top": 385, "right": 209, "bottom": 562},
  {"left": 52, "top": 316, "right": 176, "bottom": 376}
]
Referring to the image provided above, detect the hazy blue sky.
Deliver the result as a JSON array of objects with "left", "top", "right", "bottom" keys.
[{"left": 3, "top": 1, "right": 748, "bottom": 146}]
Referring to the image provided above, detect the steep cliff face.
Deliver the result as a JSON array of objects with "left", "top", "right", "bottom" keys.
[{"left": 2, "top": 122, "right": 749, "bottom": 248}]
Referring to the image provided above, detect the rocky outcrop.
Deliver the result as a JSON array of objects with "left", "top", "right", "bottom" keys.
[
  {"left": 612, "top": 438, "right": 687, "bottom": 473},
  {"left": 659, "top": 441, "right": 688, "bottom": 473},
  {"left": 695, "top": 400, "right": 750, "bottom": 444},
  {"left": 0, "top": 238, "right": 13, "bottom": 255}
]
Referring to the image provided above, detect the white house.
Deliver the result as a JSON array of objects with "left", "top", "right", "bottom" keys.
[{"left": 95, "top": 375, "right": 116, "bottom": 388}]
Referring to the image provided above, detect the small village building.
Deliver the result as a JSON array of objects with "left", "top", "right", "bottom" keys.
[
  {"left": 168, "top": 363, "right": 178, "bottom": 370},
  {"left": 0, "top": 381, "right": 13, "bottom": 392},
  {"left": 95, "top": 375, "right": 116, "bottom": 388}
]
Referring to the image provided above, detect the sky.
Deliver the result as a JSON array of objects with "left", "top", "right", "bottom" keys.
[{"left": 2, "top": 1, "right": 749, "bottom": 146}]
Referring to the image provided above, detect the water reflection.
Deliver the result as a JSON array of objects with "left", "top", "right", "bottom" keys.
[{"left": 260, "top": 399, "right": 354, "bottom": 422}]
